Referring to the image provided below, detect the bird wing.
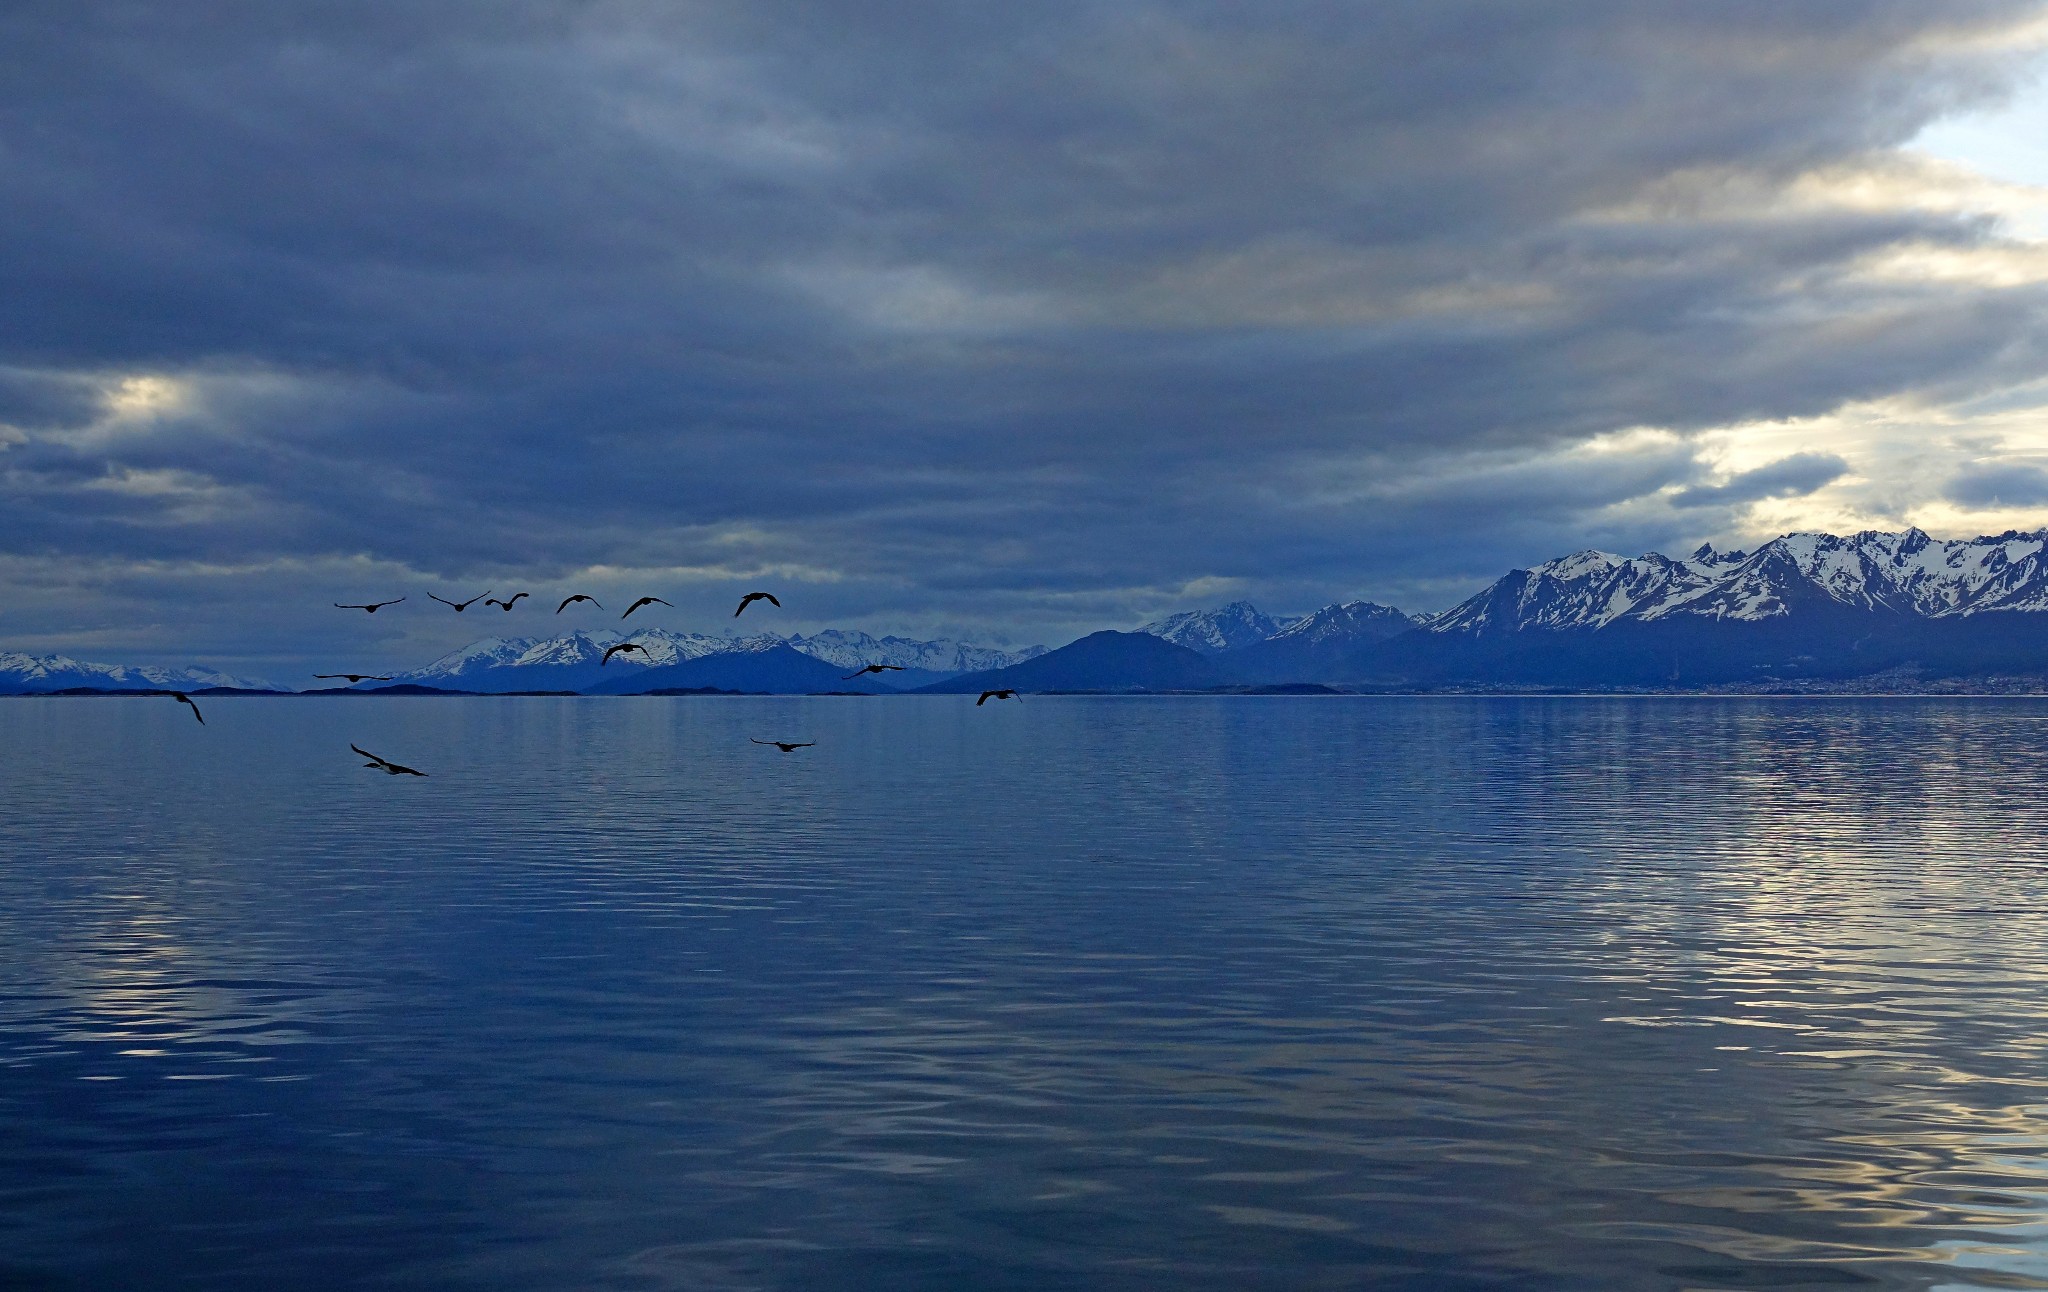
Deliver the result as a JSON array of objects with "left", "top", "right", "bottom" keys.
[
  {"left": 428, "top": 594, "right": 456, "bottom": 607},
  {"left": 977, "top": 692, "right": 991, "bottom": 704},
  {"left": 350, "top": 744, "right": 387, "bottom": 766},
  {"left": 508, "top": 593, "right": 528, "bottom": 604},
  {"left": 791, "top": 742, "right": 815, "bottom": 748},
  {"left": 751, "top": 738, "right": 772, "bottom": 744},
  {"left": 314, "top": 674, "right": 340, "bottom": 679}
]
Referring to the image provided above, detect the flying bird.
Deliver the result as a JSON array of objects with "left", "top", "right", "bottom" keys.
[
  {"left": 842, "top": 664, "right": 906, "bottom": 680},
  {"left": 351, "top": 743, "right": 426, "bottom": 777},
  {"left": 168, "top": 691, "right": 204, "bottom": 724},
  {"left": 313, "top": 674, "right": 392, "bottom": 684},
  {"left": 751, "top": 739, "right": 816, "bottom": 753},
  {"left": 484, "top": 594, "right": 529, "bottom": 611},
  {"left": 335, "top": 599, "right": 404, "bottom": 613},
  {"left": 428, "top": 590, "right": 492, "bottom": 612},
  {"left": 976, "top": 689, "right": 1019, "bottom": 706},
  {"left": 601, "top": 642, "right": 648, "bottom": 666},
  {"left": 622, "top": 596, "right": 673, "bottom": 619},
  {"left": 733, "top": 591, "right": 780, "bottom": 617},
  {"left": 556, "top": 594, "right": 603, "bottom": 613}
]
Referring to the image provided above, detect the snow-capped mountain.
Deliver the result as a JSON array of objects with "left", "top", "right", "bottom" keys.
[
  {"left": 1427, "top": 528, "right": 2048, "bottom": 637},
  {"left": 1265, "top": 601, "right": 1419, "bottom": 646},
  {"left": 0, "top": 652, "right": 274, "bottom": 694},
  {"left": 379, "top": 628, "right": 1047, "bottom": 693},
  {"left": 782, "top": 630, "right": 1045, "bottom": 675},
  {"left": 399, "top": 629, "right": 775, "bottom": 678},
  {"left": 1343, "top": 527, "right": 2048, "bottom": 687},
  {"left": 381, "top": 629, "right": 783, "bottom": 692},
  {"left": 1217, "top": 600, "right": 1418, "bottom": 683},
  {"left": 1139, "top": 602, "right": 1292, "bottom": 654}
]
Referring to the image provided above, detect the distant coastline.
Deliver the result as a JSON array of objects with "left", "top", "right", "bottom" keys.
[
  {"left": 19, "top": 528, "right": 2048, "bottom": 699},
  {"left": 16, "top": 677, "right": 2048, "bottom": 700}
]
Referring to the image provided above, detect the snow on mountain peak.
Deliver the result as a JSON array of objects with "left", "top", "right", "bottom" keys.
[
  {"left": 1266, "top": 601, "right": 1417, "bottom": 646},
  {"left": 787, "top": 630, "right": 1045, "bottom": 673},
  {"left": 0, "top": 652, "right": 275, "bottom": 693},
  {"left": 1139, "top": 601, "right": 1289, "bottom": 654},
  {"left": 1531, "top": 550, "right": 1628, "bottom": 580},
  {"left": 389, "top": 627, "right": 1047, "bottom": 687},
  {"left": 1429, "top": 527, "right": 2048, "bottom": 636}
]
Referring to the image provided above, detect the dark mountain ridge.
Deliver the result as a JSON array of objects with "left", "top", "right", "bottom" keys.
[{"left": 919, "top": 631, "right": 1227, "bottom": 693}]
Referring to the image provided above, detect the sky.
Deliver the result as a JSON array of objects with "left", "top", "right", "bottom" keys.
[{"left": 6, "top": 2, "right": 2048, "bottom": 677}]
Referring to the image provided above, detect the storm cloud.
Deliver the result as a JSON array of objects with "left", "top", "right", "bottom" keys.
[
  {"left": 1946, "top": 459, "right": 2048, "bottom": 506},
  {"left": 1670, "top": 452, "right": 1853, "bottom": 508},
  {"left": 4, "top": 1, "right": 2048, "bottom": 672}
]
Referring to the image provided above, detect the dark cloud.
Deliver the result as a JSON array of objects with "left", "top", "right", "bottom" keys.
[
  {"left": 1670, "top": 451, "right": 1853, "bottom": 508},
  {"left": 2, "top": 1, "right": 2046, "bottom": 668},
  {"left": 1945, "top": 461, "right": 2048, "bottom": 507}
]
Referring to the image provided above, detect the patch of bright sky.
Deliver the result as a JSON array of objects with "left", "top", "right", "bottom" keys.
[
  {"left": 1634, "top": 62, "right": 2048, "bottom": 548},
  {"left": 1913, "top": 52, "right": 2048, "bottom": 235}
]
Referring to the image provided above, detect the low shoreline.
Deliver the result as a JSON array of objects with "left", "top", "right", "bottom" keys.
[{"left": 13, "top": 683, "right": 2048, "bottom": 700}]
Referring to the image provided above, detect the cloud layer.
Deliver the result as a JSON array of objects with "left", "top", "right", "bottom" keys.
[{"left": 5, "top": 2, "right": 2048, "bottom": 671}]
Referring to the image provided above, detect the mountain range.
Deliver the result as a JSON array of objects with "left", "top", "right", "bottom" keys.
[
  {"left": 1374, "top": 528, "right": 2048, "bottom": 686},
  {"left": 14, "top": 528, "right": 2048, "bottom": 696},
  {"left": 369, "top": 629, "right": 1049, "bottom": 694},
  {"left": 1137, "top": 602, "right": 1293, "bottom": 653},
  {"left": 0, "top": 652, "right": 274, "bottom": 694}
]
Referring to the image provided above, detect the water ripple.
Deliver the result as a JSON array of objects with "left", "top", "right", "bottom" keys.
[{"left": 7, "top": 696, "right": 2048, "bottom": 1288}]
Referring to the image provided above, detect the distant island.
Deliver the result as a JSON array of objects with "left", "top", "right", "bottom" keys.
[{"left": 14, "top": 527, "right": 2048, "bottom": 697}]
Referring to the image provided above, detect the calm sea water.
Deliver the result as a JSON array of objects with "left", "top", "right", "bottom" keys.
[{"left": 5, "top": 696, "right": 2048, "bottom": 1290}]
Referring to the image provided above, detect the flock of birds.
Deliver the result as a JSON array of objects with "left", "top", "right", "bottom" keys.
[
  {"left": 332, "top": 590, "right": 782, "bottom": 618},
  {"left": 159, "top": 586, "right": 1023, "bottom": 777}
]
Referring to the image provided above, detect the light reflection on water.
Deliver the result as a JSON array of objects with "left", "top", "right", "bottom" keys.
[{"left": 4, "top": 696, "right": 2048, "bottom": 1288}]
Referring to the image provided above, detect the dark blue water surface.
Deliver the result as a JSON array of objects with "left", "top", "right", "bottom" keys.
[{"left": 7, "top": 696, "right": 2048, "bottom": 1290}]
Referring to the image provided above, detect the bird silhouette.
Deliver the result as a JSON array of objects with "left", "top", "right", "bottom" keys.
[
  {"left": 484, "top": 594, "right": 529, "bottom": 611},
  {"left": 976, "top": 689, "right": 1019, "bottom": 706},
  {"left": 335, "top": 599, "right": 404, "bottom": 613},
  {"left": 556, "top": 594, "right": 603, "bottom": 613},
  {"left": 601, "top": 642, "right": 648, "bottom": 666},
  {"left": 622, "top": 596, "right": 672, "bottom": 619},
  {"left": 751, "top": 739, "right": 815, "bottom": 752},
  {"left": 168, "top": 691, "right": 204, "bottom": 724},
  {"left": 351, "top": 743, "right": 426, "bottom": 776},
  {"left": 842, "top": 664, "right": 906, "bottom": 680},
  {"left": 428, "top": 590, "right": 491, "bottom": 612},
  {"left": 313, "top": 674, "right": 393, "bottom": 684},
  {"left": 733, "top": 591, "right": 780, "bottom": 617}
]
